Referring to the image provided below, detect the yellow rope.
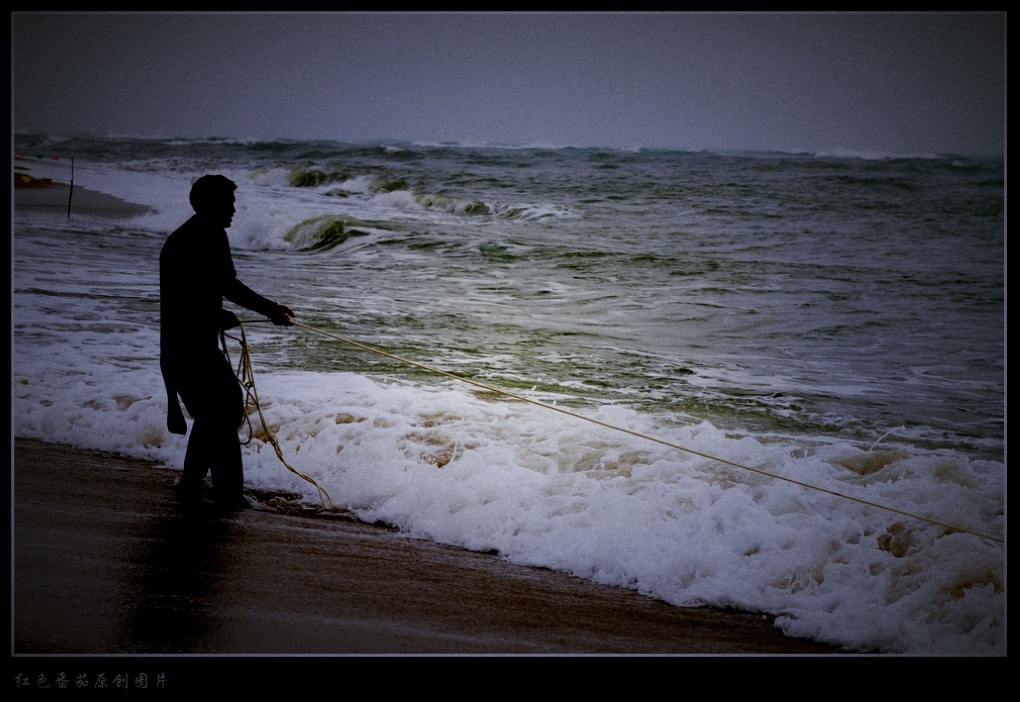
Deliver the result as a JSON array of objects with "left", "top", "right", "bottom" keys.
[
  {"left": 223, "top": 322, "right": 336, "bottom": 511},
  {"left": 283, "top": 319, "right": 1003, "bottom": 545}
]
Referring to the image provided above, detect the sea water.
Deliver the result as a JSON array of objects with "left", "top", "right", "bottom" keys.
[{"left": 12, "top": 133, "right": 1005, "bottom": 654}]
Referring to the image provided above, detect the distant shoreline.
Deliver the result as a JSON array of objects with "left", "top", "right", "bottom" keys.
[{"left": 13, "top": 178, "right": 153, "bottom": 217}]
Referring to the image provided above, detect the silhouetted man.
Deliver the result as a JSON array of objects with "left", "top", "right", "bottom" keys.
[{"left": 160, "top": 174, "right": 294, "bottom": 510}]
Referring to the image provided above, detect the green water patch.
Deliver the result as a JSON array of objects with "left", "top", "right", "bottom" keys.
[
  {"left": 370, "top": 176, "right": 410, "bottom": 193},
  {"left": 284, "top": 215, "right": 373, "bottom": 252},
  {"left": 288, "top": 167, "right": 354, "bottom": 187}
]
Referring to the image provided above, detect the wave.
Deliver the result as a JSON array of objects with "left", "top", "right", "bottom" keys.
[{"left": 283, "top": 215, "right": 376, "bottom": 251}]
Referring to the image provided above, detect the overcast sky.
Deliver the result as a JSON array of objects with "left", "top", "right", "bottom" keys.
[{"left": 12, "top": 12, "right": 1005, "bottom": 155}]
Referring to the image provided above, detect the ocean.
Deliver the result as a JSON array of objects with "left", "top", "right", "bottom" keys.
[{"left": 12, "top": 133, "right": 1004, "bottom": 655}]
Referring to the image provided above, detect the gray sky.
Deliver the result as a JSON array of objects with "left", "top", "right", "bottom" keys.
[{"left": 12, "top": 12, "right": 1005, "bottom": 155}]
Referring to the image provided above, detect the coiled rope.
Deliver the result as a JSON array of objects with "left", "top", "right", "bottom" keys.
[
  {"left": 223, "top": 322, "right": 335, "bottom": 511},
  {"left": 232, "top": 318, "right": 1003, "bottom": 544}
]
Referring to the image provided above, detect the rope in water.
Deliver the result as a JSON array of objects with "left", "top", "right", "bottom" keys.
[{"left": 234, "top": 318, "right": 1003, "bottom": 544}]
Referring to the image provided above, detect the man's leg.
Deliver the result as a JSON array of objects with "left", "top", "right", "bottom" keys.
[
  {"left": 177, "top": 352, "right": 247, "bottom": 507},
  {"left": 207, "top": 418, "right": 245, "bottom": 507},
  {"left": 179, "top": 420, "right": 211, "bottom": 487},
  {"left": 174, "top": 422, "right": 211, "bottom": 502},
  {"left": 206, "top": 356, "right": 247, "bottom": 508}
]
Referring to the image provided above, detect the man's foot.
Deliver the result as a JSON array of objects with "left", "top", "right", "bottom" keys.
[
  {"left": 174, "top": 479, "right": 208, "bottom": 503},
  {"left": 213, "top": 494, "right": 258, "bottom": 512}
]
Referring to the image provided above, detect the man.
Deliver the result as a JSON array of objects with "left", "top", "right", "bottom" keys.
[{"left": 160, "top": 174, "right": 294, "bottom": 510}]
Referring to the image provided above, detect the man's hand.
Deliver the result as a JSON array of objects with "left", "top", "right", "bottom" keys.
[
  {"left": 221, "top": 310, "right": 241, "bottom": 330},
  {"left": 270, "top": 304, "right": 295, "bottom": 326}
]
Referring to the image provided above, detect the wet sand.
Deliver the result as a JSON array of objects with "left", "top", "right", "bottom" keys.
[{"left": 13, "top": 437, "right": 847, "bottom": 669}]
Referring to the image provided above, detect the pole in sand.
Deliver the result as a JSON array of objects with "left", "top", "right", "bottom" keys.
[{"left": 66, "top": 157, "right": 74, "bottom": 218}]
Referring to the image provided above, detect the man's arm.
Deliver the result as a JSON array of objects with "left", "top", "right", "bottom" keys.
[{"left": 223, "top": 278, "right": 295, "bottom": 326}]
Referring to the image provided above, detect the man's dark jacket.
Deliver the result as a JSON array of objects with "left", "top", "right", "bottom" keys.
[{"left": 160, "top": 212, "right": 279, "bottom": 434}]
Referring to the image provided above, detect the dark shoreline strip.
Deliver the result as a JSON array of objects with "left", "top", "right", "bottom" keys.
[{"left": 13, "top": 437, "right": 845, "bottom": 659}]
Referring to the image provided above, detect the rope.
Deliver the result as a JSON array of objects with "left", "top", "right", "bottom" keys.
[
  {"left": 221, "top": 322, "right": 336, "bottom": 511},
  {"left": 284, "top": 320, "right": 1003, "bottom": 545}
]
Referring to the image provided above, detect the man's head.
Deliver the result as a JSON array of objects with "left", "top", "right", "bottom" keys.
[{"left": 190, "top": 174, "right": 237, "bottom": 227}]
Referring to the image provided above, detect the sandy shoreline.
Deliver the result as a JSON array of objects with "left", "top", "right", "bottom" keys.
[
  {"left": 13, "top": 178, "right": 153, "bottom": 217},
  {"left": 12, "top": 438, "right": 847, "bottom": 662}
]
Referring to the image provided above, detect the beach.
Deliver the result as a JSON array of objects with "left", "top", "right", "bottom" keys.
[
  {"left": 12, "top": 137, "right": 1004, "bottom": 664},
  {"left": 13, "top": 176, "right": 153, "bottom": 217},
  {"left": 10, "top": 178, "right": 839, "bottom": 659},
  {"left": 13, "top": 437, "right": 844, "bottom": 661}
]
